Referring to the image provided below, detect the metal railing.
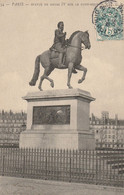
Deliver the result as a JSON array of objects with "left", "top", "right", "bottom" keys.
[{"left": 0, "top": 148, "right": 124, "bottom": 187}]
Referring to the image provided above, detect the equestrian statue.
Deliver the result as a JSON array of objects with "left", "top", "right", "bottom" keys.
[{"left": 29, "top": 21, "right": 91, "bottom": 90}]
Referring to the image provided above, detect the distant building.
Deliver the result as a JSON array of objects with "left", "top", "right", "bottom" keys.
[
  {"left": 101, "top": 111, "right": 109, "bottom": 125},
  {"left": 0, "top": 109, "right": 124, "bottom": 147},
  {"left": 0, "top": 110, "right": 26, "bottom": 146},
  {"left": 90, "top": 111, "right": 124, "bottom": 143}
]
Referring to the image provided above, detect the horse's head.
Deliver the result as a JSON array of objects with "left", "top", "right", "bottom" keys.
[{"left": 80, "top": 31, "right": 91, "bottom": 49}]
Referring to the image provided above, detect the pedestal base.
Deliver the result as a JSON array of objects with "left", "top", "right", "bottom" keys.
[
  {"left": 20, "top": 89, "right": 95, "bottom": 150},
  {"left": 20, "top": 130, "right": 95, "bottom": 150}
]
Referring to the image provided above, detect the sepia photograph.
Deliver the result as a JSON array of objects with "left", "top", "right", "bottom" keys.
[{"left": 0, "top": 0, "right": 124, "bottom": 194}]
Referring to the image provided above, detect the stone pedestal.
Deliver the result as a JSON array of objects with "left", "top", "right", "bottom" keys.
[{"left": 19, "top": 88, "right": 95, "bottom": 149}]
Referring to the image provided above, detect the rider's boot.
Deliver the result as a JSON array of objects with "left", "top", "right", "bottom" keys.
[
  {"left": 58, "top": 53, "right": 66, "bottom": 68},
  {"left": 72, "top": 68, "right": 77, "bottom": 74},
  {"left": 58, "top": 53, "right": 77, "bottom": 73}
]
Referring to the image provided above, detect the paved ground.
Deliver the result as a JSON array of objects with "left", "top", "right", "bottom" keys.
[{"left": 0, "top": 176, "right": 124, "bottom": 195}]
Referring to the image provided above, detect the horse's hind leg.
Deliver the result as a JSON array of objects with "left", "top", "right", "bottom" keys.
[
  {"left": 38, "top": 67, "right": 54, "bottom": 91},
  {"left": 45, "top": 67, "right": 54, "bottom": 88},
  {"left": 38, "top": 74, "right": 45, "bottom": 91},
  {"left": 76, "top": 65, "right": 87, "bottom": 83}
]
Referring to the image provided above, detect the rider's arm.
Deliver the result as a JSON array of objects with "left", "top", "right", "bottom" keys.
[{"left": 55, "top": 30, "right": 66, "bottom": 38}]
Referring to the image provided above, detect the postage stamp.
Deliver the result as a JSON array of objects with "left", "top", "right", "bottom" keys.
[{"left": 92, "top": 0, "right": 123, "bottom": 40}]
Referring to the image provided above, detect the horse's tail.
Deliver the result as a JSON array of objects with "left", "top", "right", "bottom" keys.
[{"left": 29, "top": 55, "right": 41, "bottom": 86}]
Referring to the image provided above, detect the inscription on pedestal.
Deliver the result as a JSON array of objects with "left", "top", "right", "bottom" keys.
[{"left": 33, "top": 105, "right": 70, "bottom": 125}]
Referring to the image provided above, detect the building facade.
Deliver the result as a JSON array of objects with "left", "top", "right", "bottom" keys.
[
  {"left": 0, "top": 110, "right": 26, "bottom": 146},
  {"left": 0, "top": 110, "right": 124, "bottom": 147},
  {"left": 90, "top": 112, "right": 124, "bottom": 143}
]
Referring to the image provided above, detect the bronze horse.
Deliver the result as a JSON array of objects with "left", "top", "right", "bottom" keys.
[{"left": 29, "top": 31, "right": 91, "bottom": 90}]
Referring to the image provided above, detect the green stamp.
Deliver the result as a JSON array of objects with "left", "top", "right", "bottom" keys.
[{"left": 92, "top": 0, "right": 123, "bottom": 40}]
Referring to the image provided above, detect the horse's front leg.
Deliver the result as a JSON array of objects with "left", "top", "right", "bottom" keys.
[
  {"left": 76, "top": 65, "right": 87, "bottom": 83},
  {"left": 67, "top": 62, "right": 73, "bottom": 89}
]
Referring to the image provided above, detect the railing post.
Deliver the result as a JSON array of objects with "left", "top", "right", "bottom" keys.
[
  {"left": 23, "top": 149, "right": 25, "bottom": 178},
  {"left": 95, "top": 150, "right": 98, "bottom": 185},
  {"left": 45, "top": 156, "right": 47, "bottom": 180},
  {"left": 69, "top": 150, "right": 71, "bottom": 182},
  {"left": 2, "top": 155, "right": 5, "bottom": 176}
]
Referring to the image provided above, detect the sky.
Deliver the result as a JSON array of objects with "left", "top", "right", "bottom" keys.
[{"left": 0, "top": 0, "right": 124, "bottom": 119}]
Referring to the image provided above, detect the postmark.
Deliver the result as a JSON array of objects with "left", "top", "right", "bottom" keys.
[{"left": 92, "top": 0, "right": 123, "bottom": 40}]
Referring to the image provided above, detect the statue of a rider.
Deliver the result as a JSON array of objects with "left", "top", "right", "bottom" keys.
[{"left": 50, "top": 21, "right": 77, "bottom": 73}]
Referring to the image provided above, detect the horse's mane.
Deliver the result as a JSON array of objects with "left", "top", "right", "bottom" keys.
[{"left": 68, "top": 31, "right": 81, "bottom": 44}]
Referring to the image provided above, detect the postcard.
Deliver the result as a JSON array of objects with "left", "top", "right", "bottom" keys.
[{"left": 0, "top": 0, "right": 124, "bottom": 119}]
